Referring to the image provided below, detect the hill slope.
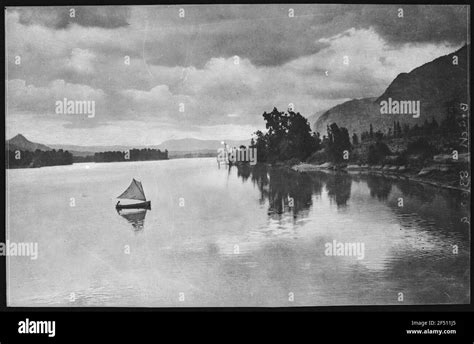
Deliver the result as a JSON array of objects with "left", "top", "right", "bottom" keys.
[
  {"left": 6, "top": 134, "right": 52, "bottom": 151},
  {"left": 315, "top": 45, "right": 468, "bottom": 136}
]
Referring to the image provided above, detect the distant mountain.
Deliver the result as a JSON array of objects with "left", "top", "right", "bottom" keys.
[
  {"left": 306, "top": 110, "right": 327, "bottom": 132},
  {"left": 49, "top": 138, "right": 250, "bottom": 153},
  {"left": 48, "top": 143, "right": 132, "bottom": 153},
  {"left": 6, "top": 134, "right": 51, "bottom": 152},
  {"left": 155, "top": 138, "right": 250, "bottom": 152},
  {"left": 314, "top": 98, "right": 380, "bottom": 136},
  {"left": 9, "top": 137, "right": 250, "bottom": 157},
  {"left": 314, "top": 45, "right": 468, "bottom": 136}
]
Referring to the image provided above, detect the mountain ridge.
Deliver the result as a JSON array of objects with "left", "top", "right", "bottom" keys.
[
  {"left": 6, "top": 135, "right": 251, "bottom": 156},
  {"left": 6, "top": 134, "right": 52, "bottom": 152},
  {"left": 314, "top": 45, "right": 468, "bottom": 136}
]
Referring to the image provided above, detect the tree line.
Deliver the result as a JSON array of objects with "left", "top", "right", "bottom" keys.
[
  {"left": 6, "top": 147, "right": 169, "bottom": 168},
  {"left": 6, "top": 149, "right": 74, "bottom": 168},
  {"left": 90, "top": 148, "right": 168, "bottom": 163},
  {"left": 253, "top": 104, "right": 464, "bottom": 166}
]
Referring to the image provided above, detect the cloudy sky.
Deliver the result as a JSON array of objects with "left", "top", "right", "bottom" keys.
[{"left": 6, "top": 5, "right": 469, "bottom": 146}]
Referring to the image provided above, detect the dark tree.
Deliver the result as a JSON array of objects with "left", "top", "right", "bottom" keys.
[
  {"left": 430, "top": 117, "right": 439, "bottom": 132},
  {"left": 374, "top": 130, "right": 384, "bottom": 142},
  {"left": 367, "top": 142, "right": 391, "bottom": 164},
  {"left": 352, "top": 132, "right": 359, "bottom": 145},
  {"left": 326, "top": 123, "right": 352, "bottom": 163},
  {"left": 442, "top": 100, "right": 459, "bottom": 133},
  {"left": 402, "top": 123, "right": 410, "bottom": 136},
  {"left": 253, "top": 107, "right": 320, "bottom": 163}
]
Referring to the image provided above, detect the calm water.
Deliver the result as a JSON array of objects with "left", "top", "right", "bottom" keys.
[{"left": 6, "top": 158, "right": 470, "bottom": 306}]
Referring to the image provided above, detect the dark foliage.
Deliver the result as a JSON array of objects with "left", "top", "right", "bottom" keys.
[
  {"left": 326, "top": 123, "right": 352, "bottom": 163},
  {"left": 406, "top": 138, "right": 437, "bottom": 158},
  {"left": 367, "top": 142, "right": 391, "bottom": 164},
  {"left": 253, "top": 108, "right": 320, "bottom": 163},
  {"left": 94, "top": 148, "right": 168, "bottom": 162},
  {"left": 6, "top": 149, "right": 73, "bottom": 168}
]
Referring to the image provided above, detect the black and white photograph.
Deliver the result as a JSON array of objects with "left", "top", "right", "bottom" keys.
[{"left": 3, "top": 4, "right": 471, "bottom": 311}]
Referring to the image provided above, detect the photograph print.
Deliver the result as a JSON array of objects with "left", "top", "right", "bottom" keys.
[{"left": 4, "top": 4, "right": 471, "bottom": 307}]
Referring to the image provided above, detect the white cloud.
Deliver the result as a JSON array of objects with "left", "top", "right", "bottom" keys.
[
  {"left": 5, "top": 7, "right": 467, "bottom": 145},
  {"left": 67, "top": 48, "right": 96, "bottom": 74},
  {"left": 8, "top": 79, "right": 105, "bottom": 114}
]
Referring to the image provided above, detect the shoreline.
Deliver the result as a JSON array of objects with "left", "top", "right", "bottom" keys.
[{"left": 291, "top": 163, "right": 470, "bottom": 193}]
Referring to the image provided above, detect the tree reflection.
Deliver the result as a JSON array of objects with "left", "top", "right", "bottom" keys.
[
  {"left": 235, "top": 164, "right": 324, "bottom": 217},
  {"left": 324, "top": 172, "right": 352, "bottom": 207},
  {"left": 394, "top": 179, "right": 436, "bottom": 204},
  {"left": 366, "top": 175, "right": 392, "bottom": 201},
  {"left": 236, "top": 164, "right": 251, "bottom": 182},
  {"left": 233, "top": 165, "right": 467, "bottom": 245}
]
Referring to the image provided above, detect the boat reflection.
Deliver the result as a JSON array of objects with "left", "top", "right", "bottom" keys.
[{"left": 116, "top": 208, "right": 148, "bottom": 232}]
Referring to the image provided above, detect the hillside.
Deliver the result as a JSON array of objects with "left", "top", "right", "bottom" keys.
[
  {"left": 6, "top": 134, "right": 52, "bottom": 151},
  {"left": 306, "top": 110, "right": 326, "bottom": 132},
  {"left": 314, "top": 45, "right": 468, "bottom": 136}
]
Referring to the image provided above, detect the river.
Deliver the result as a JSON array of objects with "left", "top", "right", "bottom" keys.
[{"left": 6, "top": 158, "right": 470, "bottom": 306}]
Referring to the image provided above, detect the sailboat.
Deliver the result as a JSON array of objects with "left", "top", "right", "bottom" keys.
[{"left": 116, "top": 178, "right": 151, "bottom": 210}]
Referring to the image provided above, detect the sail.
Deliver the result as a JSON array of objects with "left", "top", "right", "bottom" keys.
[{"left": 117, "top": 179, "right": 146, "bottom": 201}]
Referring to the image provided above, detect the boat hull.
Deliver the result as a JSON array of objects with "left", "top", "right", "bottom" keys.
[{"left": 116, "top": 201, "right": 151, "bottom": 210}]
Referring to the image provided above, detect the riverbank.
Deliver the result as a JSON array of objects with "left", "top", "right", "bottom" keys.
[{"left": 291, "top": 162, "right": 470, "bottom": 192}]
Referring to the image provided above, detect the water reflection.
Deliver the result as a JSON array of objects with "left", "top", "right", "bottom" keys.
[
  {"left": 355, "top": 173, "right": 469, "bottom": 240},
  {"left": 234, "top": 164, "right": 468, "bottom": 239},
  {"left": 116, "top": 209, "right": 148, "bottom": 232},
  {"left": 236, "top": 164, "right": 355, "bottom": 213},
  {"left": 325, "top": 173, "right": 352, "bottom": 207},
  {"left": 231, "top": 164, "right": 469, "bottom": 303},
  {"left": 365, "top": 174, "right": 392, "bottom": 201},
  {"left": 8, "top": 159, "right": 470, "bottom": 306},
  {"left": 393, "top": 178, "right": 437, "bottom": 204},
  {"left": 238, "top": 164, "right": 323, "bottom": 218}
]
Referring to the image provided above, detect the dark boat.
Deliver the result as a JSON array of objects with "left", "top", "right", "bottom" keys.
[
  {"left": 116, "top": 179, "right": 151, "bottom": 210},
  {"left": 116, "top": 201, "right": 151, "bottom": 210}
]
